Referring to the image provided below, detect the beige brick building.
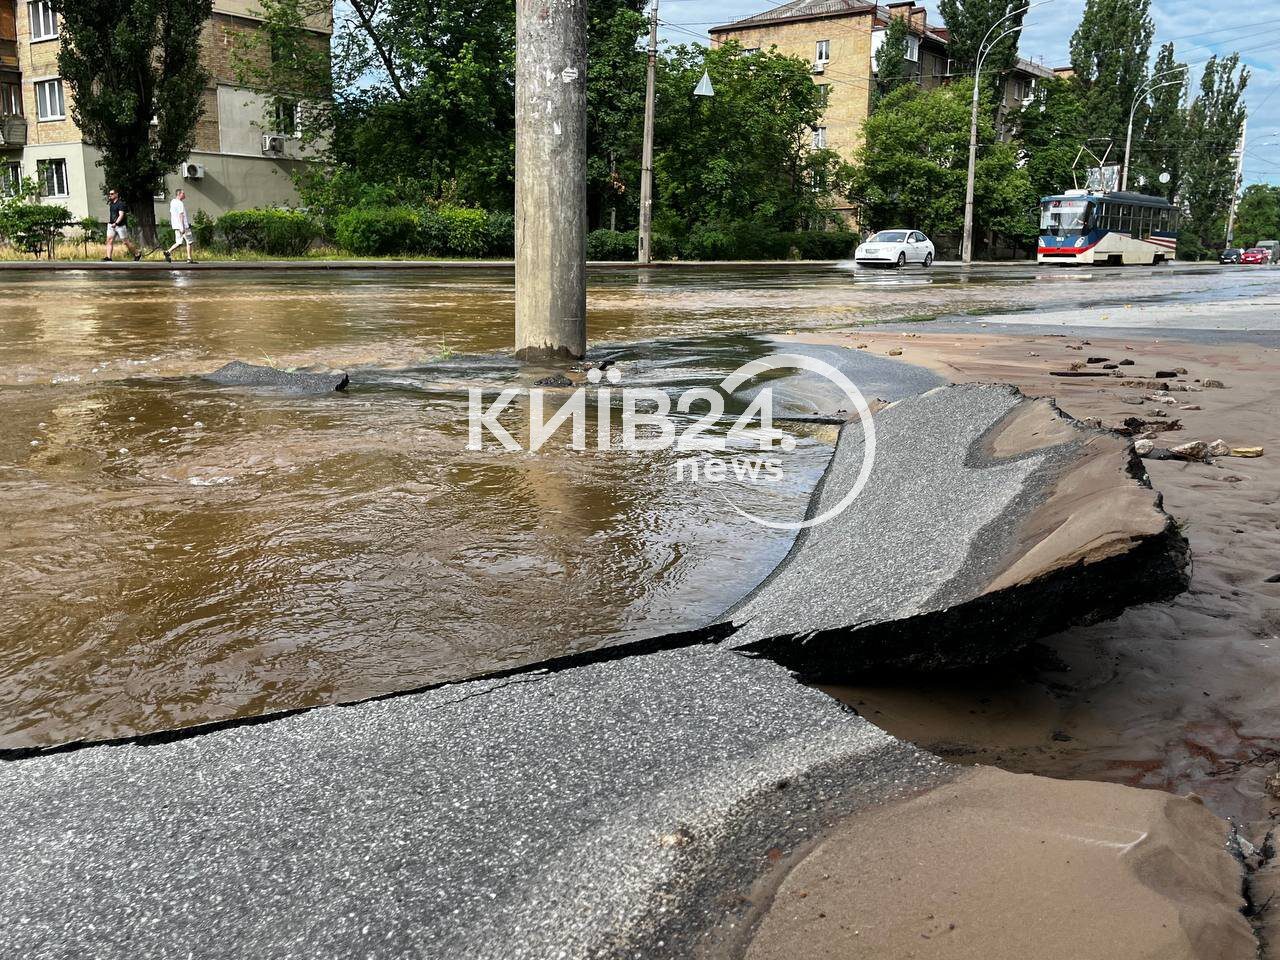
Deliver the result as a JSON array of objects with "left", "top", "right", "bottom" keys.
[
  {"left": 0, "top": 0, "right": 330, "bottom": 224},
  {"left": 710, "top": 0, "right": 1058, "bottom": 223}
]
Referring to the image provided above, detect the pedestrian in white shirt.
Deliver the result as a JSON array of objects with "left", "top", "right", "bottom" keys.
[{"left": 164, "top": 189, "right": 196, "bottom": 264}]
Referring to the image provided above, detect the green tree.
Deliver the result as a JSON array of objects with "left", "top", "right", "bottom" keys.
[
  {"left": 653, "top": 42, "right": 848, "bottom": 244},
  {"left": 586, "top": 1, "right": 648, "bottom": 229},
  {"left": 937, "top": 0, "right": 1027, "bottom": 95},
  {"left": 230, "top": 0, "right": 334, "bottom": 152},
  {"left": 850, "top": 84, "right": 1036, "bottom": 248},
  {"left": 1233, "top": 184, "right": 1280, "bottom": 248},
  {"left": 261, "top": 0, "right": 646, "bottom": 217},
  {"left": 331, "top": 0, "right": 518, "bottom": 209},
  {"left": 1180, "top": 54, "right": 1248, "bottom": 259},
  {"left": 873, "top": 15, "right": 912, "bottom": 107},
  {"left": 1013, "top": 76, "right": 1087, "bottom": 202},
  {"left": 1069, "top": 0, "right": 1154, "bottom": 153},
  {"left": 51, "top": 0, "right": 213, "bottom": 244},
  {"left": 1133, "top": 42, "right": 1188, "bottom": 198}
]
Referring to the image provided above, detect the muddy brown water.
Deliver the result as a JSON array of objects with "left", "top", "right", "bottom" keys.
[
  {"left": 6, "top": 267, "right": 910, "bottom": 749},
  {"left": 4, "top": 262, "right": 1272, "bottom": 795}
]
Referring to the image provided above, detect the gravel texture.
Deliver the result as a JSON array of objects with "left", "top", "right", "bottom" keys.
[
  {"left": 728, "top": 383, "right": 1041, "bottom": 644},
  {"left": 0, "top": 646, "right": 951, "bottom": 960}
]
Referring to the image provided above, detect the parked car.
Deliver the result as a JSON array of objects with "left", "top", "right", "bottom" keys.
[
  {"left": 1219, "top": 248, "right": 1243, "bottom": 264},
  {"left": 855, "top": 229, "right": 935, "bottom": 268},
  {"left": 1242, "top": 247, "right": 1272, "bottom": 265}
]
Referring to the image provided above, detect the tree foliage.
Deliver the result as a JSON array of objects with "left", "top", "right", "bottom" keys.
[
  {"left": 1180, "top": 54, "right": 1248, "bottom": 259},
  {"left": 873, "top": 15, "right": 912, "bottom": 107},
  {"left": 1233, "top": 185, "right": 1280, "bottom": 248},
  {"left": 1069, "top": 0, "right": 1155, "bottom": 152},
  {"left": 1013, "top": 77, "right": 1087, "bottom": 202},
  {"left": 0, "top": 178, "right": 73, "bottom": 258},
  {"left": 653, "top": 42, "right": 850, "bottom": 242},
  {"left": 937, "top": 0, "right": 1027, "bottom": 96},
  {"left": 230, "top": 0, "right": 334, "bottom": 151},
  {"left": 254, "top": 0, "right": 646, "bottom": 217},
  {"left": 51, "top": 0, "right": 212, "bottom": 243},
  {"left": 1133, "top": 42, "right": 1188, "bottom": 199},
  {"left": 850, "top": 85, "right": 1035, "bottom": 245}
]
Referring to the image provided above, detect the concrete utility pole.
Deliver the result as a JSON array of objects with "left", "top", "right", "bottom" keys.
[
  {"left": 1121, "top": 66, "right": 1189, "bottom": 193},
  {"left": 515, "top": 0, "right": 589, "bottom": 361},
  {"left": 962, "top": 1, "right": 1050, "bottom": 264},
  {"left": 637, "top": 0, "right": 659, "bottom": 265}
]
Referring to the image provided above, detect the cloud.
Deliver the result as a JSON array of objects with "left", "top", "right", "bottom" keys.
[{"left": 660, "top": 1, "right": 1278, "bottom": 184}]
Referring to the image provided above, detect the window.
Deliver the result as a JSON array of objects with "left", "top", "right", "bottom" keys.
[
  {"left": 1, "top": 83, "right": 22, "bottom": 116},
  {"left": 28, "top": 1, "right": 57, "bottom": 41},
  {"left": 36, "top": 158, "right": 68, "bottom": 198},
  {"left": 274, "top": 99, "right": 300, "bottom": 137},
  {"left": 815, "top": 39, "right": 830, "bottom": 63},
  {"left": 816, "top": 84, "right": 831, "bottom": 108},
  {"left": 35, "top": 79, "right": 65, "bottom": 121},
  {"left": 742, "top": 47, "right": 760, "bottom": 56},
  {"left": 1, "top": 162, "right": 20, "bottom": 197},
  {"left": 905, "top": 36, "right": 919, "bottom": 62},
  {"left": 812, "top": 126, "right": 828, "bottom": 150}
]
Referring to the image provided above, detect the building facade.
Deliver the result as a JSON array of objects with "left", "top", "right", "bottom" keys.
[
  {"left": 710, "top": 0, "right": 1061, "bottom": 223},
  {"left": 0, "top": 0, "right": 330, "bottom": 224}
]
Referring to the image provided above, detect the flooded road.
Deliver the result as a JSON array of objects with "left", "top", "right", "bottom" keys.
[
  {"left": 0, "top": 262, "right": 1269, "bottom": 750},
  {"left": 2, "top": 265, "right": 949, "bottom": 749}
]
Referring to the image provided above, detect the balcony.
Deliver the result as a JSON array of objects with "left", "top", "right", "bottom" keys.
[{"left": 0, "top": 114, "right": 26, "bottom": 147}]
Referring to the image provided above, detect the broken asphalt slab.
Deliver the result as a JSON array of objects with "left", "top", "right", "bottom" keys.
[
  {"left": 0, "top": 646, "right": 952, "bottom": 960},
  {"left": 204, "top": 360, "right": 349, "bottom": 393},
  {"left": 727, "top": 382, "right": 1190, "bottom": 673},
  {"left": 0, "top": 383, "right": 1193, "bottom": 958}
]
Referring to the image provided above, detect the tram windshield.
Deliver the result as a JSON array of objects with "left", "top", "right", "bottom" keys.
[{"left": 1040, "top": 199, "right": 1092, "bottom": 235}]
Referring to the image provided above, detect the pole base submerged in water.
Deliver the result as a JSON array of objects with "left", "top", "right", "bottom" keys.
[{"left": 514, "top": 0, "right": 589, "bottom": 362}]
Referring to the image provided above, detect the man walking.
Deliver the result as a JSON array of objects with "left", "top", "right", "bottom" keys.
[
  {"left": 103, "top": 189, "right": 142, "bottom": 262},
  {"left": 164, "top": 189, "right": 196, "bottom": 264}
]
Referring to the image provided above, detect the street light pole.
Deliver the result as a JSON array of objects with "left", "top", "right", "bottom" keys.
[
  {"left": 1226, "top": 118, "right": 1247, "bottom": 244},
  {"left": 962, "top": 1, "right": 1049, "bottom": 265},
  {"left": 1121, "top": 66, "right": 1189, "bottom": 192},
  {"left": 637, "top": 0, "right": 659, "bottom": 265}
]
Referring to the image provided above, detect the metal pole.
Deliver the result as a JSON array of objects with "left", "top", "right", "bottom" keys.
[
  {"left": 1121, "top": 105, "right": 1138, "bottom": 192},
  {"left": 1122, "top": 70, "right": 1187, "bottom": 193},
  {"left": 961, "top": 3, "right": 1042, "bottom": 264},
  {"left": 1227, "top": 117, "right": 1246, "bottom": 245},
  {"left": 962, "top": 75, "right": 981, "bottom": 264},
  {"left": 637, "top": 0, "right": 658, "bottom": 265},
  {"left": 515, "top": 0, "right": 589, "bottom": 361}
]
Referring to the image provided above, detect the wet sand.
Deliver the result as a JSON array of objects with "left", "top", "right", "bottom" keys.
[
  {"left": 786, "top": 325, "right": 1280, "bottom": 827},
  {"left": 743, "top": 766, "right": 1256, "bottom": 960}
]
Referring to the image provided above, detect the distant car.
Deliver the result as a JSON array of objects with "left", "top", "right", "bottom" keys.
[
  {"left": 1242, "top": 247, "right": 1272, "bottom": 265},
  {"left": 1219, "top": 248, "right": 1243, "bottom": 264},
  {"left": 855, "top": 230, "right": 935, "bottom": 268}
]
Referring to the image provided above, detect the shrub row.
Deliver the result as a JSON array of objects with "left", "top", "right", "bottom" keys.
[
  {"left": 587, "top": 225, "right": 856, "bottom": 262},
  {"left": 332, "top": 205, "right": 514, "bottom": 258},
  {"left": 218, "top": 209, "right": 323, "bottom": 256},
  {"left": 204, "top": 205, "right": 513, "bottom": 258},
  {"left": 195, "top": 208, "right": 853, "bottom": 262}
]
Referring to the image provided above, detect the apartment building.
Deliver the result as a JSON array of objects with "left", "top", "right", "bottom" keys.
[
  {"left": 710, "top": 0, "right": 1059, "bottom": 222},
  {"left": 0, "top": 0, "right": 330, "bottom": 222}
]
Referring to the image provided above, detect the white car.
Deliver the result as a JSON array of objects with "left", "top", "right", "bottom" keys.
[{"left": 855, "top": 229, "right": 935, "bottom": 268}]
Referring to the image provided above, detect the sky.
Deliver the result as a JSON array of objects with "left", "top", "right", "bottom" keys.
[{"left": 658, "top": 1, "right": 1280, "bottom": 187}]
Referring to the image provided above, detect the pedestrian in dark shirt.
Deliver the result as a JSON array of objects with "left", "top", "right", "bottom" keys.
[{"left": 103, "top": 189, "right": 142, "bottom": 262}]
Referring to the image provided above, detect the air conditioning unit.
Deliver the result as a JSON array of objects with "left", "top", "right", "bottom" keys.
[
  {"left": 261, "top": 134, "right": 286, "bottom": 155},
  {"left": 182, "top": 162, "right": 205, "bottom": 180},
  {"left": 811, "top": 62, "right": 826, "bottom": 75}
]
